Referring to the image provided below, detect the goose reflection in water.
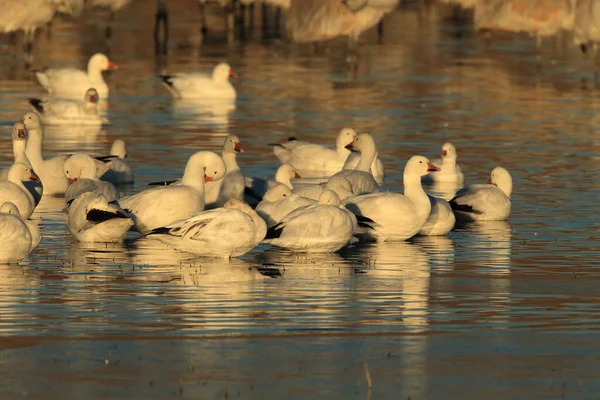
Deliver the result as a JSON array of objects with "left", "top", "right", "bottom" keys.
[
  {"left": 457, "top": 220, "right": 512, "bottom": 272},
  {"left": 44, "top": 124, "right": 104, "bottom": 144},
  {"left": 171, "top": 98, "right": 235, "bottom": 130},
  {"left": 423, "top": 180, "right": 464, "bottom": 202}
]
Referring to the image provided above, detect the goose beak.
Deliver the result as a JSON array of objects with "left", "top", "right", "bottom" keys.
[
  {"left": 345, "top": 142, "right": 357, "bottom": 152},
  {"left": 68, "top": 177, "right": 77, "bottom": 184},
  {"left": 441, "top": 150, "right": 447, "bottom": 157},
  {"left": 234, "top": 142, "right": 244, "bottom": 153},
  {"left": 108, "top": 61, "right": 119, "bottom": 70},
  {"left": 229, "top": 71, "right": 237, "bottom": 78},
  {"left": 30, "top": 172, "right": 40, "bottom": 182},
  {"left": 17, "top": 129, "right": 26, "bottom": 139},
  {"left": 294, "top": 172, "right": 301, "bottom": 179},
  {"left": 426, "top": 162, "right": 440, "bottom": 172},
  {"left": 19, "top": 118, "right": 24, "bottom": 123},
  {"left": 487, "top": 178, "right": 493, "bottom": 184},
  {"left": 204, "top": 175, "right": 213, "bottom": 183}
]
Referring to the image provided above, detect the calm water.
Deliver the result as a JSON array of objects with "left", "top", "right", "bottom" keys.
[{"left": 1, "top": 2, "right": 600, "bottom": 398}]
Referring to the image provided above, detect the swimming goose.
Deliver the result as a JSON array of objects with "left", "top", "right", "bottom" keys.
[
  {"left": 22, "top": 112, "right": 70, "bottom": 196},
  {"left": 148, "top": 199, "right": 266, "bottom": 258},
  {"left": 328, "top": 133, "right": 381, "bottom": 197},
  {"left": 0, "top": 163, "right": 40, "bottom": 220},
  {"left": 94, "top": 139, "right": 134, "bottom": 185},
  {"left": 35, "top": 53, "right": 118, "bottom": 98},
  {"left": 422, "top": 142, "right": 464, "bottom": 184},
  {"left": 63, "top": 154, "right": 119, "bottom": 205},
  {"left": 244, "top": 164, "right": 300, "bottom": 205},
  {"left": 0, "top": 122, "right": 43, "bottom": 204},
  {"left": 159, "top": 63, "right": 237, "bottom": 100},
  {"left": 256, "top": 185, "right": 316, "bottom": 228},
  {"left": 419, "top": 195, "right": 456, "bottom": 236},
  {"left": 0, "top": 202, "right": 36, "bottom": 263},
  {"left": 67, "top": 191, "right": 134, "bottom": 243},
  {"left": 344, "top": 155, "right": 439, "bottom": 241},
  {"left": 205, "top": 135, "right": 245, "bottom": 209},
  {"left": 28, "top": 88, "right": 102, "bottom": 125},
  {"left": 119, "top": 151, "right": 226, "bottom": 234},
  {"left": 264, "top": 190, "right": 355, "bottom": 253},
  {"left": 450, "top": 167, "right": 512, "bottom": 221}
]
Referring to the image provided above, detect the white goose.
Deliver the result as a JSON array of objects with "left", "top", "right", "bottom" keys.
[
  {"left": 35, "top": 53, "right": 118, "bottom": 98},
  {"left": 256, "top": 185, "right": 316, "bottom": 228},
  {"left": 0, "top": 122, "right": 43, "bottom": 205},
  {"left": 159, "top": 63, "right": 237, "bottom": 100},
  {"left": 147, "top": 199, "right": 267, "bottom": 258},
  {"left": 67, "top": 191, "right": 134, "bottom": 243},
  {"left": 63, "top": 154, "right": 119, "bottom": 205},
  {"left": 422, "top": 142, "right": 464, "bottom": 184},
  {"left": 344, "top": 155, "right": 440, "bottom": 241},
  {"left": 22, "top": 112, "right": 70, "bottom": 196},
  {"left": 419, "top": 195, "right": 456, "bottom": 236},
  {"left": 329, "top": 133, "right": 381, "bottom": 197},
  {"left": 205, "top": 135, "right": 244, "bottom": 209},
  {"left": 29, "top": 88, "right": 102, "bottom": 125},
  {"left": 0, "top": 202, "right": 36, "bottom": 263},
  {"left": 450, "top": 167, "right": 512, "bottom": 221},
  {"left": 244, "top": 164, "right": 300, "bottom": 205},
  {"left": 292, "top": 175, "right": 354, "bottom": 201},
  {"left": 119, "top": 151, "right": 226, "bottom": 234},
  {"left": 94, "top": 139, "right": 134, "bottom": 185},
  {"left": 0, "top": 163, "right": 40, "bottom": 220},
  {"left": 264, "top": 190, "right": 355, "bottom": 253}
]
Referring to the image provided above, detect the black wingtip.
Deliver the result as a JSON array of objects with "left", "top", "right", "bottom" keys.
[
  {"left": 268, "top": 143, "right": 285, "bottom": 148},
  {"left": 356, "top": 215, "right": 376, "bottom": 229},
  {"left": 265, "top": 223, "right": 284, "bottom": 239},
  {"left": 147, "top": 226, "right": 170, "bottom": 236},
  {"left": 86, "top": 209, "right": 129, "bottom": 223},
  {"left": 28, "top": 98, "right": 43, "bottom": 113},
  {"left": 287, "top": 136, "right": 298, "bottom": 141},
  {"left": 159, "top": 75, "right": 174, "bottom": 86},
  {"left": 94, "top": 155, "right": 118, "bottom": 163},
  {"left": 147, "top": 179, "right": 177, "bottom": 187},
  {"left": 244, "top": 186, "right": 262, "bottom": 202},
  {"left": 449, "top": 201, "right": 482, "bottom": 215},
  {"left": 580, "top": 43, "right": 588, "bottom": 54}
]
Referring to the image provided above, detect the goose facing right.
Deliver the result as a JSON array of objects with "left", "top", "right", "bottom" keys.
[
  {"left": 63, "top": 154, "right": 119, "bottom": 205},
  {"left": 0, "top": 163, "right": 40, "bottom": 220}
]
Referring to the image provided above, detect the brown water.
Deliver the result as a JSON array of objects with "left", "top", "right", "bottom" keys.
[{"left": 1, "top": 1, "right": 600, "bottom": 399}]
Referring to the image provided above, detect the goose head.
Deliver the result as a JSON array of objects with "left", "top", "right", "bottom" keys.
[
  {"left": 488, "top": 167, "right": 512, "bottom": 198},
  {"left": 326, "top": 175, "right": 353, "bottom": 200},
  {"left": 64, "top": 154, "right": 98, "bottom": 183},
  {"left": 12, "top": 122, "right": 27, "bottom": 141},
  {"left": 21, "top": 112, "right": 42, "bottom": 133},
  {"left": 263, "top": 184, "right": 292, "bottom": 202},
  {"left": 345, "top": 133, "right": 375, "bottom": 154},
  {"left": 336, "top": 127, "right": 357, "bottom": 151},
  {"left": 275, "top": 164, "right": 301, "bottom": 187},
  {"left": 0, "top": 202, "right": 21, "bottom": 217},
  {"left": 441, "top": 142, "right": 458, "bottom": 162},
  {"left": 110, "top": 139, "right": 127, "bottom": 159},
  {"left": 318, "top": 189, "right": 341, "bottom": 206},
  {"left": 224, "top": 199, "right": 253, "bottom": 214},
  {"left": 213, "top": 63, "right": 236, "bottom": 83},
  {"left": 185, "top": 151, "right": 226, "bottom": 184},
  {"left": 404, "top": 155, "right": 440, "bottom": 179},
  {"left": 8, "top": 163, "right": 39, "bottom": 183},
  {"left": 223, "top": 135, "right": 243, "bottom": 154},
  {"left": 89, "top": 53, "right": 118, "bottom": 72},
  {"left": 84, "top": 88, "right": 99, "bottom": 105}
]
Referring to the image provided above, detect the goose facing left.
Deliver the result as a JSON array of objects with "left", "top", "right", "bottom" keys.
[{"left": 0, "top": 202, "right": 36, "bottom": 263}]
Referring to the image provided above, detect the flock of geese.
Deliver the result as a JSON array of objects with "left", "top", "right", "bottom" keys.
[{"left": 0, "top": 53, "right": 513, "bottom": 263}]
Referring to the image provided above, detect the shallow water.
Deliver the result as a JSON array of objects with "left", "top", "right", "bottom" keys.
[{"left": 1, "top": 1, "right": 600, "bottom": 398}]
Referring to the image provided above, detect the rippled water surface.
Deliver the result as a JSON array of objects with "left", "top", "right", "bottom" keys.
[{"left": 1, "top": 1, "right": 600, "bottom": 398}]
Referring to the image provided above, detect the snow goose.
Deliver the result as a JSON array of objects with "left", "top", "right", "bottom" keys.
[
  {"left": 244, "top": 164, "right": 299, "bottom": 205},
  {"left": 344, "top": 155, "right": 439, "bottom": 241},
  {"left": 0, "top": 122, "right": 44, "bottom": 205},
  {"left": 159, "top": 63, "right": 237, "bottom": 100},
  {"left": 35, "top": 53, "right": 118, "bottom": 98},
  {"left": 94, "top": 139, "right": 134, "bottom": 185},
  {"left": 0, "top": 163, "right": 40, "bottom": 220},
  {"left": 419, "top": 195, "right": 456, "bottom": 236},
  {"left": 264, "top": 190, "right": 355, "bottom": 253},
  {"left": 147, "top": 199, "right": 267, "bottom": 258},
  {"left": 22, "top": 112, "right": 70, "bottom": 196},
  {"left": 29, "top": 88, "right": 102, "bottom": 125},
  {"left": 63, "top": 154, "right": 119, "bottom": 205},
  {"left": 0, "top": 202, "right": 35, "bottom": 263},
  {"left": 292, "top": 175, "right": 354, "bottom": 201},
  {"left": 450, "top": 167, "right": 512, "bottom": 221},
  {"left": 205, "top": 135, "right": 244, "bottom": 209},
  {"left": 67, "top": 191, "right": 134, "bottom": 243},
  {"left": 329, "top": 133, "right": 381, "bottom": 197},
  {"left": 422, "top": 142, "right": 464, "bottom": 184},
  {"left": 256, "top": 185, "right": 316, "bottom": 228},
  {"left": 119, "top": 151, "right": 226, "bottom": 234}
]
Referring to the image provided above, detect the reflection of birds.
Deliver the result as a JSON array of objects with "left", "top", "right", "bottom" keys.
[
  {"left": 574, "top": 0, "right": 600, "bottom": 75},
  {"left": 458, "top": 220, "right": 512, "bottom": 271},
  {"left": 171, "top": 99, "right": 235, "bottom": 129},
  {"left": 412, "top": 235, "right": 455, "bottom": 269}
]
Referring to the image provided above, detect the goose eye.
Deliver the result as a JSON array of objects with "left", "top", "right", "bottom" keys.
[{"left": 214, "top": 171, "right": 217, "bottom": 175}]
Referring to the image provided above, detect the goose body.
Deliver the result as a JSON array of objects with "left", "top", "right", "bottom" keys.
[
  {"left": 244, "top": 164, "right": 299, "bottom": 205},
  {"left": 35, "top": 53, "right": 118, "bottom": 98},
  {"left": 94, "top": 139, "right": 134, "bottom": 185},
  {"left": 0, "top": 163, "right": 40, "bottom": 219},
  {"left": 148, "top": 199, "right": 266, "bottom": 258},
  {"left": 256, "top": 185, "right": 316, "bottom": 228},
  {"left": 63, "top": 154, "right": 119, "bottom": 205},
  {"left": 0, "top": 202, "right": 35, "bottom": 263},
  {"left": 419, "top": 195, "right": 456, "bottom": 236},
  {"left": 22, "top": 112, "right": 70, "bottom": 196},
  {"left": 205, "top": 135, "right": 244, "bottom": 209},
  {"left": 29, "top": 88, "right": 102, "bottom": 125},
  {"left": 264, "top": 190, "right": 355, "bottom": 253},
  {"left": 67, "top": 192, "right": 133, "bottom": 243},
  {"left": 119, "top": 151, "right": 226, "bottom": 234},
  {"left": 159, "top": 63, "right": 236, "bottom": 100},
  {"left": 450, "top": 167, "right": 512, "bottom": 221},
  {"left": 344, "top": 155, "right": 440, "bottom": 241}
]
